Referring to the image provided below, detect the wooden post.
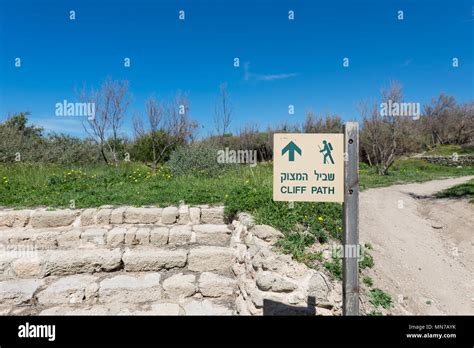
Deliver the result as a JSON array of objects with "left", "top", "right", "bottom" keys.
[{"left": 343, "top": 122, "right": 359, "bottom": 316}]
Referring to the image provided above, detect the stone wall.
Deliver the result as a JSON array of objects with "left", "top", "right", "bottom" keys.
[
  {"left": 0, "top": 205, "right": 225, "bottom": 229},
  {"left": 418, "top": 155, "right": 474, "bottom": 166},
  {"left": 0, "top": 205, "right": 340, "bottom": 315},
  {"left": 230, "top": 214, "right": 342, "bottom": 315}
]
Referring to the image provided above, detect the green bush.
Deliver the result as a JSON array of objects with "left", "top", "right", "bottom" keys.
[
  {"left": 224, "top": 181, "right": 271, "bottom": 219},
  {"left": 363, "top": 276, "right": 374, "bottom": 287},
  {"left": 42, "top": 134, "right": 102, "bottom": 164},
  {"left": 359, "top": 250, "right": 375, "bottom": 269},
  {"left": 369, "top": 289, "right": 392, "bottom": 309},
  {"left": 310, "top": 223, "right": 329, "bottom": 243},
  {"left": 128, "top": 131, "right": 179, "bottom": 164},
  {"left": 276, "top": 232, "right": 315, "bottom": 261},
  {"left": 324, "top": 255, "right": 342, "bottom": 280},
  {"left": 167, "top": 142, "right": 230, "bottom": 177}
]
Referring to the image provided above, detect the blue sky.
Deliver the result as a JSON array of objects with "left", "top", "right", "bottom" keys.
[{"left": 0, "top": 0, "right": 472, "bottom": 137}]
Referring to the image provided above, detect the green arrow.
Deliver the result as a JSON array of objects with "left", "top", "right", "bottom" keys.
[{"left": 281, "top": 141, "right": 302, "bottom": 161}]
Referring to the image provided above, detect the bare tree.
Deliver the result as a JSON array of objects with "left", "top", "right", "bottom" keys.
[
  {"left": 135, "top": 92, "right": 198, "bottom": 171},
  {"left": 214, "top": 83, "right": 233, "bottom": 141},
  {"left": 422, "top": 94, "right": 474, "bottom": 146},
  {"left": 303, "top": 112, "right": 343, "bottom": 133},
  {"left": 80, "top": 77, "right": 130, "bottom": 165},
  {"left": 359, "top": 81, "right": 415, "bottom": 175}
]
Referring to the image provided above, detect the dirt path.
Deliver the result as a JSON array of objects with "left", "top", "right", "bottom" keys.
[{"left": 360, "top": 176, "right": 474, "bottom": 315}]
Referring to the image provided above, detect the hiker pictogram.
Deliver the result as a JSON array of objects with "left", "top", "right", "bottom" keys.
[{"left": 319, "top": 140, "right": 334, "bottom": 164}]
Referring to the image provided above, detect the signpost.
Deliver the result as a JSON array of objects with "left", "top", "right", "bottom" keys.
[
  {"left": 273, "top": 123, "right": 359, "bottom": 315},
  {"left": 273, "top": 133, "right": 344, "bottom": 202}
]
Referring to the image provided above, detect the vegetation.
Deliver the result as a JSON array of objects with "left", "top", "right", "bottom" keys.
[
  {"left": 323, "top": 255, "right": 343, "bottom": 280},
  {"left": 435, "top": 179, "right": 474, "bottom": 203},
  {"left": 1, "top": 77, "right": 473, "bottom": 276},
  {"left": 363, "top": 276, "right": 374, "bottom": 287},
  {"left": 369, "top": 288, "right": 393, "bottom": 309},
  {"left": 422, "top": 144, "right": 474, "bottom": 156},
  {"left": 167, "top": 142, "right": 231, "bottom": 177},
  {"left": 359, "top": 160, "right": 474, "bottom": 190}
]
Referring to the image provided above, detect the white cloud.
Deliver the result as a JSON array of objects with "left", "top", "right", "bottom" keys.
[{"left": 244, "top": 62, "right": 299, "bottom": 82}]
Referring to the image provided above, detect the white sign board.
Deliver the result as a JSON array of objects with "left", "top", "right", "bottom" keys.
[{"left": 273, "top": 133, "right": 344, "bottom": 203}]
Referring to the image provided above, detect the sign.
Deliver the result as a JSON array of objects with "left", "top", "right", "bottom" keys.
[{"left": 273, "top": 133, "right": 344, "bottom": 203}]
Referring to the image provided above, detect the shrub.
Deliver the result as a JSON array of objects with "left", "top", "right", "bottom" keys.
[
  {"left": 41, "top": 133, "right": 102, "bottom": 164},
  {"left": 363, "top": 276, "right": 374, "bottom": 287},
  {"left": 310, "top": 223, "right": 329, "bottom": 243},
  {"left": 369, "top": 288, "right": 392, "bottom": 309},
  {"left": 224, "top": 181, "right": 271, "bottom": 220},
  {"left": 167, "top": 142, "right": 230, "bottom": 177},
  {"left": 324, "top": 255, "right": 342, "bottom": 280},
  {"left": 359, "top": 250, "right": 375, "bottom": 269},
  {"left": 276, "top": 232, "right": 315, "bottom": 261}
]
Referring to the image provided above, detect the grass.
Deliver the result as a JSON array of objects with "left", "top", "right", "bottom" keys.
[
  {"left": 363, "top": 276, "right": 374, "bottom": 287},
  {"left": 422, "top": 144, "right": 474, "bottom": 156},
  {"left": 359, "top": 159, "right": 474, "bottom": 190},
  {"left": 323, "top": 255, "right": 342, "bottom": 280},
  {"left": 1, "top": 158, "right": 472, "bottom": 266},
  {"left": 435, "top": 179, "right": 474, "bottom": 203},
  {"left": 369, "top": 288, "right": 393, "bottom": 309}
]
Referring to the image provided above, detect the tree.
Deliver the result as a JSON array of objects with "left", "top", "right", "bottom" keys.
[
  {"left": 0, "top": 112, "right": 44, "bottom": 162},
  {"left": 422, "top": 94, "right": 474, "bottom": 146},
  {"left": 214, "top": 83, "right": 232, "bottom": 142},
  {"left": 80, "top": 77, "right": 131, "bottom": 165},
  {"left": 303, "top": 112, "right": 343, "bottom": 133},
  {"left": 2, "top": 112, "right": 43, "bottom": 137},
  {"left": 359, "top": 81, "right": 419, "bottom": 175},
  {"left": 133, "top": 92, "right": 198, "bottom": 170}
]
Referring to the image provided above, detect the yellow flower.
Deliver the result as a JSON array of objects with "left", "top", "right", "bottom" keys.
[{"left": 318, "top": 216, "right": 323, "bottom": 221}]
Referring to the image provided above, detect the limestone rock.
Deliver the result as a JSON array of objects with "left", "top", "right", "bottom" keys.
[
  {"left": 0, "top": 279, "right": 44, "bottom": 304},
  {"left": 183, "top": 299, "right": 233, "bottom": 315},
  {"left": 99, "top": 273, "right": 162, "bottom": 303},
  {"left": 44, "top": 249, "right": 122, "bottom": 276},
  {"left": 250, "top": 225, "right": 284, "bottom": 244},
  {"left": 95, "top": 209, "right": 112, "bottom": 225},
  {"left": 162, "top": 207, "right": 179, "bottom": 224},
  {"left": 198, "top": 272, "right": 237, "bottom": 298},
  {"left": 189, "top": 207, "right": 201, "bottom": 224},
  {"left": 256, "top": 271, "right": 298, "bottom": 292},
  {"left": 110, "top": 207, "right": 126, "bottom": 224},
  {"left": 188, "top": 246, "right": 235, "bottom": 272},
  {"left": 201, "top": 207, "right": 225, "bottom": 224},
  {"left": 193, "top": 224, "right": 231, "bottom": 246},
  {"left": 122, "top": 248, "right": 187, "bottom": 271},
  {"left": 37, "top": 275, "right": 98, "bottom": 304},
  {"left": 124, "top": 207, "right": 162, "bottom": 224},
  {"left": 150, "top": 227, "right": 169, "bottom": 246},
  {"left": 31, "top": 210, "right": 77, "bottom": 228},
  {"left": 178, "top": 205, "right": 190, "bottom": 224},
  {"left": 162, "top": 273, "right": 196, "bottom": 298},
  {"left": 168, "top": 225, "right": 192, "bottom": 245},
  {"left": 11, "top": 257, "right": 42, "bottom": 278},
  {"left": 107, "top": 227, "right": 126, "bottom": 247}
]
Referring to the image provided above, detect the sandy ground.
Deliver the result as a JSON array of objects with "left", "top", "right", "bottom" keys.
[{"left": 360, "top": 176, "right": 474, "bottom": 315}]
